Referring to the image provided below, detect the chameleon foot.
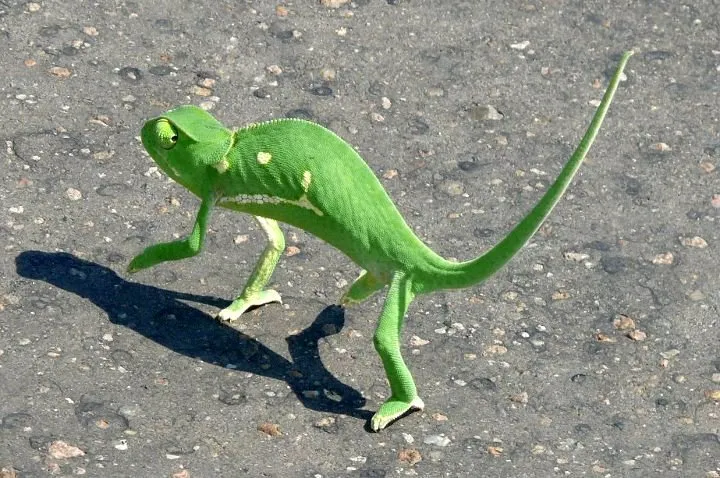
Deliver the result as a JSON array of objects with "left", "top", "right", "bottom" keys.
[
  {"left": 370, "top": 396, "right": 424, "bottom": 431},
  {"left": 217, "top": 289, "right": 282, "bottom": 322}
]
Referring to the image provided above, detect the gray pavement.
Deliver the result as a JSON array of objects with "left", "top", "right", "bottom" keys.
[{"left": 1, "top": 1, "right": 718, "bottom": 477}]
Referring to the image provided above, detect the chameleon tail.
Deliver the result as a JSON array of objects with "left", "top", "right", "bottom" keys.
[{"left": 436, "top": 51, "right": 633, "bottom": 291}]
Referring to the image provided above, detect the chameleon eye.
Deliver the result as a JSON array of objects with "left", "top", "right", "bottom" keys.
[{"left": 155, "top": 119, "right": 178, "bottom": 150}]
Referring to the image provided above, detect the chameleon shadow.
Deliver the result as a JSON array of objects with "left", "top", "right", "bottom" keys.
[{"left": 14, "top": 250, "right": 371, "bottom": 421}]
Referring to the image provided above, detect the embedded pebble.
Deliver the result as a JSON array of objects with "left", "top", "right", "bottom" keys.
[
  {"left": 425, "top": 86, "right": 445, "bottom": 97},
  {"left": 487, "top": 446, "right": 503, "bottom": 456},
  {"left": 118, "top": 405, "right": 140, "bottom": 418},
  {"left": 510, "top": 391, "right": 528, "bottom": 404},
  {"left": 313, "top": 416, "right": 338, "bottom": 433},
  {"left": 652, "top": 252, "right": 674, "bottom": 265},
  {"left": 423, "top": 434, "right": 451, "bottom": 447},
  {"left": 409, "top": 335, "right": 429, "bottom": 347},
  {"left": 320, "top": 0, "right": 350, "bottom": 7},
  {"left": 149, "top": 65, "right": 173, "bottom": 76},
  {"left": 398, "top": 448, "right": 422, "bottom": 465},
  {"left": 483, "top": 344, "right": 507, "bottom": 355},
  {"left": 408, "top": 117, "right": 429, "bottom": 135},
  {"left": 113, "top": 439, "right": 128, "bottom": 451},
  {"left": 470, "top": 105, "right": 503, "bottom": 121},
  {"left": 613, "top": 314, "right": 636, "bottom": 331},
  {"left": 49, "top": 66, "right": 71, "bottom": 78},
  {"left": 118, "top": 67, "right": 142, "bottom": 82},
  {"left": 93, "top": 150, "right": 115, "bottom": 161},
  {"left": 680, "top": 236, "right": 708, "bottom": 248},
  {"left": 705, "top": 390, "right": 720, "bottom": 400},
  {"left": 532, "top": 444, "right": 546, "bottom": 455},
  {"left": 651, "top": 142, "right": 671, "bottom": 151},
  {"left": 510, "top": 40, "right": 530, "bottom": 50},
  {"left": 594, "top": 332, "right": 616, "bottom": 343},
  {"left": 311, "top": 85, "right": 333, "bottom": 96},
  {"left": 66, "top": 188, "right": 82, "bottom": 201},
  {"left": 627, "top": 329, "right": 647, "bottom": 341},
  {"left": 48, "top": 441, "right": 85, "bottom": 459},
  {"left": 563, "top": 251, "right": 589, "bottom": 262},
  {"left": 257, "top": 422, "right": 282, "bottom": 437},
  {"left": 192, "top": 86, "right": 212, "bottom": 96},
  {"left": 198, "top": 78, "right": 216, "bottom": 89},
  {"left": 320, "top": 67, "right": 336, "bottom": 81},
  {"left": 253, "top": 88, "right": 271, "bottom": 99},
  {"left": 699, "top": 161, "right": 716, "bottom": 173}
]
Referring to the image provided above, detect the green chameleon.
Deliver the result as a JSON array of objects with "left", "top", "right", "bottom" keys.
[{"left": 128, "top": 52, "right": 632, "bottom": 431}]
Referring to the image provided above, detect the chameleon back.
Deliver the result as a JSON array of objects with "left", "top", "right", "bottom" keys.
[{"left": 216, "top": 119, "right": 444, "bottom": 277}]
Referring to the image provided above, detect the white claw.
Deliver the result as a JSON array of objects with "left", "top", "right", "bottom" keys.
[{"left": 217, "top": 308, "right": 243, "bottom": 322}]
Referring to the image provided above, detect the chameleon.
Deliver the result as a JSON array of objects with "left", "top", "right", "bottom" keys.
[{"left": 128, "top": 51, "right": 632, "bottom": 431}]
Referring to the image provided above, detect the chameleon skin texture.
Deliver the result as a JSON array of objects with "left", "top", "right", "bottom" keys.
[{"left": 129, "top": 51, "right": 633, "bottom": 431}]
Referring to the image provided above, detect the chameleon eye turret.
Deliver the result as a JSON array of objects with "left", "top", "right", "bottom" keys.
[
  {"left": 155, "top": 119, "right": 178, "bottom": 150},
  {"left": 129, "top": 51, "right": 633, "bottom": 431}
]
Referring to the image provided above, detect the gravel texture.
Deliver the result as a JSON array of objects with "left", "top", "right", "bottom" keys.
[{"left": 1, "top": 1, "right": 718, "bottom": 477}]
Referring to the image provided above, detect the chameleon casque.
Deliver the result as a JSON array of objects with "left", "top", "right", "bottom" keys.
[{"left": 128, "top": 52, "right": 632, "bottom": 431}]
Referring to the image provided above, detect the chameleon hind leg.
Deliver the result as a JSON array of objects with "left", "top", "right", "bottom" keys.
[
  {"left": 370, "top": 271, "right": 424, "bottom": 431},
  {"left": 340, "top": 270, "right": 388, "bottom": 306},
  {"left": 217, "top": 216, "right": 284, "bottom": 322}
]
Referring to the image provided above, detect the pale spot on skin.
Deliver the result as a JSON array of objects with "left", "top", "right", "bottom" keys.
[
  {"left": 167, "top": 164, "right": 182, "bottom": 178},
  {"left": 220, "top": 192, "right": 323, "bottom": 217},
  {"left": 301, "top": 171, "right": 312, "bottom": 192},
  {"left": 213, "top": 158, "right": 230, "bottom": 173},
  {"left": 294, "top": 194, "right": 322, "bottom": 215},
  {"left": 257, "top": 151, "right": 272, "bottom": 165}
]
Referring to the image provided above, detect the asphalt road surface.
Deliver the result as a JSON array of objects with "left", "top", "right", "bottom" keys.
[{"left": 1, "top": 1, "right": 718, "bottom": 477}]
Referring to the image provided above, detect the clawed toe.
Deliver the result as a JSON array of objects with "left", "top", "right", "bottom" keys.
[
  {"left": 216, "top": 289, "right": 282, "bottom": 322},
  {"left": 370, "top": 396, "right": 424, "bottom": 431}
]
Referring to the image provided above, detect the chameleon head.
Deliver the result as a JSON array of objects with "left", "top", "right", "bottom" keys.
[{"left": 140, "top": 105, "right": 233, "bottom": 196}]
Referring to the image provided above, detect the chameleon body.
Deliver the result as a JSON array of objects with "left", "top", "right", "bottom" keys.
[{"left": 129, "top": 52, "right": 632, "bottom": 431}]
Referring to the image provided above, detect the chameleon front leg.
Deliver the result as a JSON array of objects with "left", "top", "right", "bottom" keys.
[
  {"left": 217, "top": 216, "right": 284, "bottom": 322},
  {"left": 127, "top": 194, "right": 213, "bottom": 273},
  {"left": 371, "top": 271, "right": 424, "bottom": 431}
]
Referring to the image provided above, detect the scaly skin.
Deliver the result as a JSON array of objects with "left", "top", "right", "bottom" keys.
[{"left": 128, "top": 51, "right": 633, "bottom": 431}]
